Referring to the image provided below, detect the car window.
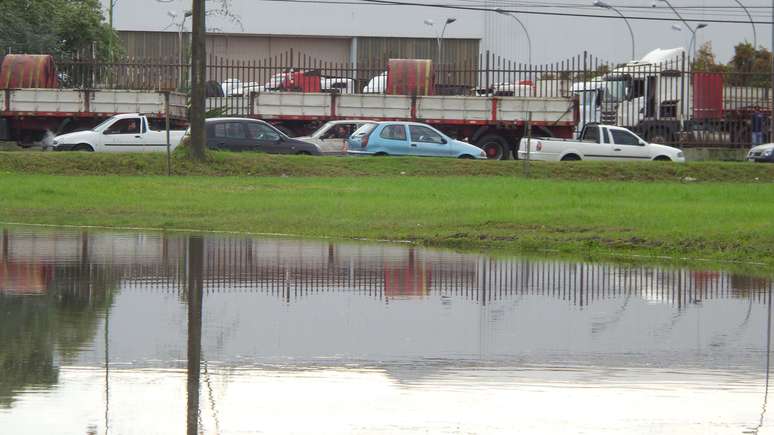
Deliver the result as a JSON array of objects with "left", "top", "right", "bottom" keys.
[
  {"left": 214, "top": 122, "right": 247, "bottom": 139},
  {"left": 380, "top": 124, "right": 407, "bottom": 141},
  {"left": 352, "top": 123, "right": 377, "bottom": 137},
  {"left": 409, "top": 125, "right": 444, "bottom": 144},
  {"left": 582, "top": 126, "right": 599, "bottom": 142},
  {"left": 247, "top": 123, "right": 280, "bottom": 141},
  {"left": 106, "top": 118, "right": 142, "bottom": 134},
  {"left": 322, "top": 123, "right": 354, "bottom": 139},
  {"left": 610, "top": 129, "right": 641, "bottom": 146}
]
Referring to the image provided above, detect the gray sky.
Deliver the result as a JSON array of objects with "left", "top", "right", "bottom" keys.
[{"left": 104, "top": 0, "right": 771, "bottom": 64}]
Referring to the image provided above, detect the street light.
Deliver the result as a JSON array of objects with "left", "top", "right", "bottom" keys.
[
  {"left": 424, "top": 17, "right": 457, "bottom": 67},
  {"left": 169, "top": 10, "right": 193, "bottom": 87},
  {"left": 690, "top": 23, "right": 708, "bottom": 58},
  {"left": 656, "top": 0, "right": 703, "bottom": 57},
  {"left": 730, "top": 0, "right": 756, "bottom": 48},
  {"left": 494, "top": 8, "right": 532, "bottom": 65},
  {"left": 593, "top": 0, "right": 635, "bottom": 60}
]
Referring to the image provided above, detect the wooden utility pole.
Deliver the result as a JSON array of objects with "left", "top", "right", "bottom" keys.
[{"left": 189, "top": 0, "right": 207, "bottom": 160}]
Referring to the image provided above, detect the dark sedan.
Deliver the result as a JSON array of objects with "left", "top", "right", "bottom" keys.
[{"left": 205, "top": 118, "right": 321, "bottom": 155}]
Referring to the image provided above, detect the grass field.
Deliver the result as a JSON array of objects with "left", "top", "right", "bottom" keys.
[{"left": 1, "top": 167, "right": 773, "bottom": 271}]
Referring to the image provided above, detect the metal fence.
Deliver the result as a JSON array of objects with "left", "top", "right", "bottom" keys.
[{"left": 54, "top": 50, "right": 773, "bottom": 148}]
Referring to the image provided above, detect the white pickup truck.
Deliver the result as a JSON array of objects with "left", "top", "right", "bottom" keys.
[
  {"left": 51, "top": 113, "right": 187, "bottom": 152},
  {"left": 518, "top": 124, "right": 685, "bottom": 162}
]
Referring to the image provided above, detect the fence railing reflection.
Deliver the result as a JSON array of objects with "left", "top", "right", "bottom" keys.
[{"left": 3, "top": 232, "right": 769, "bottom": 308}]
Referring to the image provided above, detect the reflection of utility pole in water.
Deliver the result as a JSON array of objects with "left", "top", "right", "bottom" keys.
[
  {"left": 187, "top": 237, "right": 204, "bottom": 435},
  {"left": 748, "top": 282, "right": 773, "bottom": 434}
]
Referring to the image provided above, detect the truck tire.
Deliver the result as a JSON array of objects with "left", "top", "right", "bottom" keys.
[{"left": 476, "top": 134, "right": 509, "bottom": 160}]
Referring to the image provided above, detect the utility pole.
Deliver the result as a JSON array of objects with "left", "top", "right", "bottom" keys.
[{"left": 189, "top": 0, "right": 207, "bottom": 160}]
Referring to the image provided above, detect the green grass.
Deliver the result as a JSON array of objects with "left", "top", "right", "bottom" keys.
[
  {"left": 1, "top": 172, "right": 773, "bottom": 272},
  {"left": 1, "top": 151, "right": 774, "bottom": 181}
]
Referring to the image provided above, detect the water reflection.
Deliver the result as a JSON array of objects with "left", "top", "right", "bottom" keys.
[{"left": 0, "top": 228, "right": 773, "bottom": 434}]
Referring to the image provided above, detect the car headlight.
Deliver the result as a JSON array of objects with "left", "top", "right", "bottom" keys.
[
  {"left": 479, "top": 150, "right": 486, "bottom": 158},
  {"left": 677, "top": 151, "right": 683, "bottom": 158},
  {"left": 52, "top": 140, "right": 58, "bottom": 145},
  {"left": 764, "top": 149, "right": 773, "bottom": 156}
]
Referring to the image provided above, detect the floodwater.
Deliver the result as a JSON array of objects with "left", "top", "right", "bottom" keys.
[{"left": 1, "top": 228, "right": 773, "bottom": 434}]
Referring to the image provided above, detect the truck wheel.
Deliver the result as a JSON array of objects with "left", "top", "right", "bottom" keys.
[
  {"left": 476, "top": 134, "right": 509, "bottom": 160},
  {"left": 74, "top": 144, "right": 94, "bottom": 152}
]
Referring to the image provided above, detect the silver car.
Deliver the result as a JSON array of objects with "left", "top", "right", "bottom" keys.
[{"left": 297, "top": 120, "right": 372, "bottom": 155}]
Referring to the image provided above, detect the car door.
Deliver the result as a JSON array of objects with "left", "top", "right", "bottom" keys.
[
  {"left": 376, "top": 124, "right": 410, "bottom": 155},
  {"left": 575, "top": 125, "right": 612, "bottom": 160},
  {"left": 246, "top": 122, "right": 285, "bottom": 153},
  {"left": 609, "top": 128, "right": 651, "bottom": 160},
  {"left": 102, "top": 117, "right": 144, "bottom": 152},
  {"left": 408, "top": 125, "right": 451, "bottom": 157},
  {"left": 210, "top": 121, "right": 251, "bottom": 151},
  {"left": 319, "top": 123, "right": 358, "bottom": 154}
]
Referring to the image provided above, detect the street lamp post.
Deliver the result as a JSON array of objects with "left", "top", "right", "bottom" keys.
[
  {"left": 169, "top": 10, "right": 193, "bottom": 88},
  {"left": 424, "top": 18, "right": 456, "bottom": 67},
  {"left": 731, "top": 0, "right": 757, "bottom": 48},
  {"left": 656, "top": 0, "right": 707, "bottom": 58},
  {"left": 592, "top": 0, "right": 635, "bottom": 60},
  {"left": 494, "top": 8, "right": 532, "bottom": 66},
  {"left": 690, "top": 23, "right": 708, "bottom": 58}
]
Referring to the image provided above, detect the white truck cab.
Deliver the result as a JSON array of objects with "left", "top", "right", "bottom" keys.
[
  {"left": 51, "top": 113, "right": 186, "bottom": 152},
  {"left": 518, "top": 124, "right": 685, "bottom": 162}
]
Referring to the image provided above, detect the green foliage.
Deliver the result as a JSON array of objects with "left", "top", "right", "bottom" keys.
[
  {"left": 0, "top": 0, "right": 120, "bottom": 60},
  {"left": 727, "top": 42, "right": 772, "bottom": 87},
  {"left": 0, "top": 170, "right": 773, "bottom": 266},
  {"left": 692, "top": 42, "right": 727, "bottom": 73}
]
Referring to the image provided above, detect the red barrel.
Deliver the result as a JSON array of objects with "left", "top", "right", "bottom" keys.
[
  {"left": 0, "top": 54, "right": 59, "bottom": 89},
  {"left": 386, "top": 59, "right": 435, "bottom": 96}
]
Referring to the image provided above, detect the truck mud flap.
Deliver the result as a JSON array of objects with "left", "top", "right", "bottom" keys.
[{"left": 0, "top": 118, "right": 8, "bottom": 141}]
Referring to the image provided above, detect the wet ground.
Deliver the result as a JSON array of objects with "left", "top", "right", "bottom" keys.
[{"left": 0, "top": 227, "right": 773, "bottom": 434}]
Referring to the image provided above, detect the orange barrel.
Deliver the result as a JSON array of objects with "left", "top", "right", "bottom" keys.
[
  {"left": 0, "top": 54, "right": 59, "bottom": 89},
  {"left": 386, "top": 59, "right": 435, "bottom": 96}
]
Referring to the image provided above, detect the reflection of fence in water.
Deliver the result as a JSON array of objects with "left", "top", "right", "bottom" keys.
[{"left": 2, "top": 231, "right": 771, "bottom": 306}]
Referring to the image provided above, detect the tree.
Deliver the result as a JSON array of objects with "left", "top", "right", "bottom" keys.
[
  {"left": 0, "top": 0, "right": 119, "bottom": 60},
  {"left": 727, "top": 42, "right": 771, "bottom": 87},
  {"left": 692, "top": 42, "right": 726, "bottom": 73}
]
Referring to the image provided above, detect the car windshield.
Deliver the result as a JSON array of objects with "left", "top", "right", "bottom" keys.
[
  {"left": 312, "top": 122, "right": 336, "bottom": 138},
  {"left": 92, "top": 116, "right": 118, "bottom": 131},
  {"left": 352, "top": 123, "right": 377, "bottom": 137}
]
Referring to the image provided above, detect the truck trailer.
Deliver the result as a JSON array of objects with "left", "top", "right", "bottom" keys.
[{"left": 0, "top": 54, "right": 188, "bottom": 146}]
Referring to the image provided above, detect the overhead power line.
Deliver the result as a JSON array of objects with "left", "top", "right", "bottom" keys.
[
  {"left": 256, "top": 0, "right": 774, "bottom": 23},
  {"left": 358, "top": 0, "right": 774, "bottom": 24}
]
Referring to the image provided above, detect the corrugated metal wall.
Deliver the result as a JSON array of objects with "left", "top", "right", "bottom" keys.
[
  {"left": 119, "top": 31, "right": 480, "bottom": 68},
  {"left": 356, "top": 37, "right": 480, "bottom": 69}
]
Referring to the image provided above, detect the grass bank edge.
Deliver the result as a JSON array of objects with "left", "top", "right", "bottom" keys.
[{"left": 1, "top": 152, "right": 774, "bottom": 182}]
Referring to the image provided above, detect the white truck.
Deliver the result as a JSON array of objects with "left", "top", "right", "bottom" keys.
[
  {"left": 51, "top": 113, "right": 187, "bottom": 152},
  {"left": 518, "top": 123, "right": 685, "bottom": 162}
]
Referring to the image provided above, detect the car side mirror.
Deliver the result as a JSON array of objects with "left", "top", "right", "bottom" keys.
[
  {"left": 103, "top": 130, "right": 114, "bottom": 135},
  {"left": 441, "top": 138, "right": 447, "bottom": 144}
]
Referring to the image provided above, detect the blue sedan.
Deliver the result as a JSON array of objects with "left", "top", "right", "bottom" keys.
[{"left": 347, "top": 122, "right": 487, "bottom": 159}]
